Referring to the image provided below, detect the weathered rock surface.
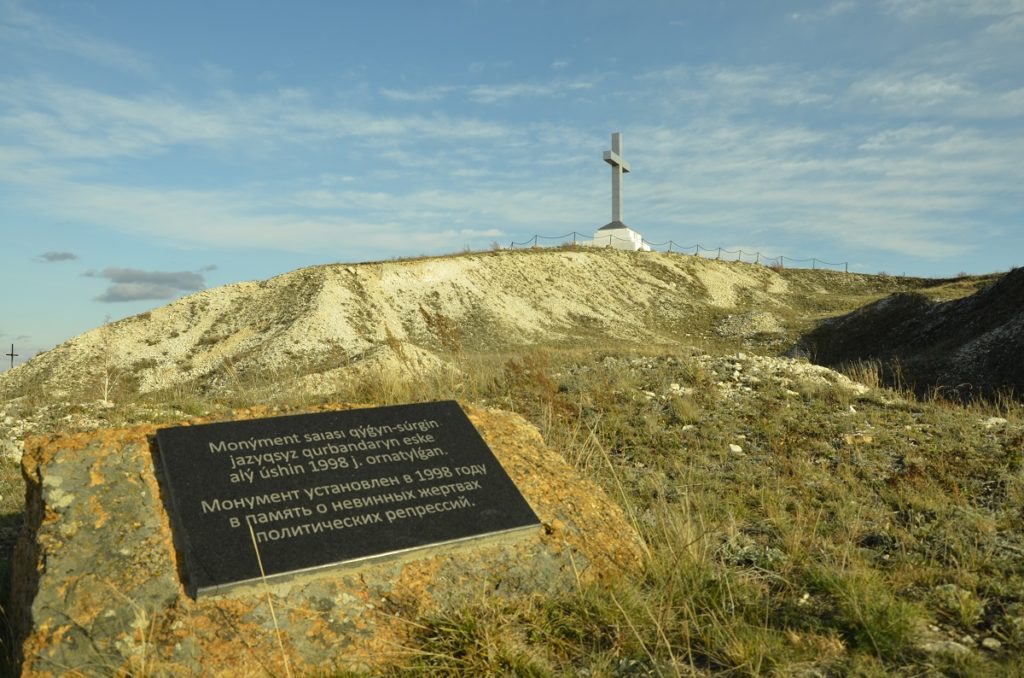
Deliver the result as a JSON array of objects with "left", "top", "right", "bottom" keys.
[
  {"left": 12, "top": 403, "right": 643, "bottom": 676},
  {"left": 804, "top": 266, "right": 1024, "bottom": 397}
]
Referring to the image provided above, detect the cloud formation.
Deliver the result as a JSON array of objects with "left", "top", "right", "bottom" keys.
[
  {"left": 882, "top": 0, "right": 1024, "bottom": 18},
  {"left": 84, "top": 267, "right": 206, "bottom": 302},
  {"left": 34, "top": 251, "right": 77, "bottom": 262},
  {"left": 0, "top": 2, "right": 151, "bottom": 74},
  {"left": 0, "top": 2, "right": 1020, "bottom": 275}
]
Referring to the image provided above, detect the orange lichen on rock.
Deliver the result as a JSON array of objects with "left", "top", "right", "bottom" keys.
[{"left": 12, "top": 402, "right": 644, "bottom": 676}]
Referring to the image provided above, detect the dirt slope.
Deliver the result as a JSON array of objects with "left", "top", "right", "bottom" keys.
[
  {"left": 803, "top": 267, "right": 1024, "bottom": 398},
  {"left": 0, "top": 248, "right": 933, "bottom": 403}
]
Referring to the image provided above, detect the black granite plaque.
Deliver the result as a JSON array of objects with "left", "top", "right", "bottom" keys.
[{"left": 154, "top": 400, "right": 540, "bottom": 597}]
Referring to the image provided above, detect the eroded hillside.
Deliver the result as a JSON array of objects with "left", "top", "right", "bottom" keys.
[
  {"left": 804, "top": 267, "right": 1024, "bottom": 398},
  {"left": 0, "top": 248, "right": 932, "bottom": 406}
]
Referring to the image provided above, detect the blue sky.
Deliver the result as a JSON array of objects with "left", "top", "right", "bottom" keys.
[{"left": 2, "top": 0, "right": 1022, "bottom": 366}]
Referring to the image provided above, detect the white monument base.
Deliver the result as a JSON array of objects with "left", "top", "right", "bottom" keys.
[{"left": 587, "top": 221, "right": 651, "bottom": 251}]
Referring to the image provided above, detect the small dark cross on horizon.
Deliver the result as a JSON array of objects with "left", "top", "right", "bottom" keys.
[{"left": 6, "top": 344, "right": 17, "bottom": 369}]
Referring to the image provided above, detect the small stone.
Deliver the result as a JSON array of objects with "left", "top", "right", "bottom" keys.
[
  {"left": 983, "top": 417, "right": 1008, "bottom": 429},
  {"left": 981, "top": 637, "right": 1001, "bottom": 651},
  {"left": 920, "top": 640, "right": 972, "bottom": 656},
  {"left": 729, "top": 444, "right": 743, "bottom": 453}
]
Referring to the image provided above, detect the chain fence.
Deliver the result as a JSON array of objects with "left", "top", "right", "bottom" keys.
[{"left": 506, "top": 231, "right": 849, "bottom": 273}]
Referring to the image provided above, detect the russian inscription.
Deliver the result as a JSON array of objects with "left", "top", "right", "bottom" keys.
[{"left": 155, "top": 401, "right": 540, "bottom": 596}]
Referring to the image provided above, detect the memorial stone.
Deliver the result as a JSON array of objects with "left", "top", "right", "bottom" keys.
[
  {"left": 155, "top": 400, "right": 540, "bottom": 596},
  {"left": 13, "top": 402, "right": 644, "bottom": 675}
]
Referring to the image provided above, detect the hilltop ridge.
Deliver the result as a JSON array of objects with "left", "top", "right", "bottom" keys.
[
  {"left": 1, "top": 248, "right": 927, "bottom": 405},
  {"left": 3, "top": 248, "right": 1016, "bottom": 417}
]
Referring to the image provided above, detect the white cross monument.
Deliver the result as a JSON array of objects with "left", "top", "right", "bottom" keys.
[
  {"left": 590, "top": 132, "right": 649, "bottom": 251},
  {"left": 606, "top": 131, "right": 630, "bottom": 223}
]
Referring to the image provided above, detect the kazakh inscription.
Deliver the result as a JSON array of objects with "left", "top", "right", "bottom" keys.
[{"left": 155, "top": 401, "right": 540, "bottom": 597}]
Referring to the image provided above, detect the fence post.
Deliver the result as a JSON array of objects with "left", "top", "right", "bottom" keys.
[
  {"left": 755, "top": 252, "right": 760, "bottom": 264},
  {"left": 572, "top": 232, "right": 577, "bottom": 244},
  {"left": 668, "top": 241, "right": 672, "bottom": 253},
  {"left": 812, "top": 258, "right": 817, "bottom": 270},
  {"left": 845, "top": 262, "right": 849, "bottom": 274},
  {"left": 717, "top": 247, "right": 721, "bottom": 259}
]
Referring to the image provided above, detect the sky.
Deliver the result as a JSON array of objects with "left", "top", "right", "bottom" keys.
[{"left": 2, "top": 0, "right": 1022, "bottom": 367}]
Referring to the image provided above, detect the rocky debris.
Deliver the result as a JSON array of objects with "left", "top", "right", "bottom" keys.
[
  {"left": 1, "top": 409, "right": 33, "bottom": 464},
  {"left": 12, "top": 403, "right": 644, "bottom": 676},
  {"left": 982, "top": 637, "right": 1002, "bottom": 651},
  {"left": 715, "top": 310, "right": 785, "bottom": 339},
  {"left": 690, "top": 352, "right": 870, "bottom": 399},
  {"left": 983, "top": 417, "right": 1009, "bottom": 429},
  {"left": 804, "top": 266, "right": 1024, "bottom": 398},
  {"left": 919, "top": 639, "right": 973, "bottom": 657},
  {"left": 564, "top": 352, "right": 873, "bottom": 406}
]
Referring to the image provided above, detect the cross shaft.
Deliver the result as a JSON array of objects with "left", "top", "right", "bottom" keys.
[
  {"left": 5, "top": 344, "right": 17, "bottom": 369},
  {"left": 603, "top": 132, "right": 630, "bottom": 224}
]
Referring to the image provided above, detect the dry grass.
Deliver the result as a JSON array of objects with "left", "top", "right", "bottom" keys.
[{"left": 2, "top": 338, "right": 1023, "bottom": 675}]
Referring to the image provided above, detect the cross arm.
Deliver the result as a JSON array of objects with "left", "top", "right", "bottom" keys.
[{"left": 603, "top": 150, "right": 631, "bottom": 173}]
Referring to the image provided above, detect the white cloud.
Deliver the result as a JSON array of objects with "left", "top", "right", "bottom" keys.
[
  {"left": 625, "top": 99, "right": 1022, "bottom": 260},
  {"left": 379, "top": 86, "right": 456, "bottom": 102},
  {"left": 639, "top": 64, "right": 833, "bottom": 108},
  {"left": 0, "top": 8, "right": 1019, "bottom": 270},
  {"left": 850, "top": 71, "right": 972, "bottom": 108},
  {"left": 0, "top": 79, "right": 516, "bottom": 163},
  {"left": 0, "top": 79, "right": 237, "bottom": 158},
  {"left": 468, "top": 78, "right": 595, "bottom": 103},
  {"left": 882, "top": 0, "right": 1024, "bottom": 18},
  {"left": 0, "top": 2, "right": 151, "bottom": 75},
  {"left": 790, "top": 1, "right": 858, "bottom": 21},
  {"left": 985, "top": 12, "right": 1024, "bottom": 31}
]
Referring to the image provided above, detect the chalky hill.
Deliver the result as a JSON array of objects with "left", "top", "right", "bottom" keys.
[{"left": 2, "top": 248, "right": 1021, "bottom": 407}]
